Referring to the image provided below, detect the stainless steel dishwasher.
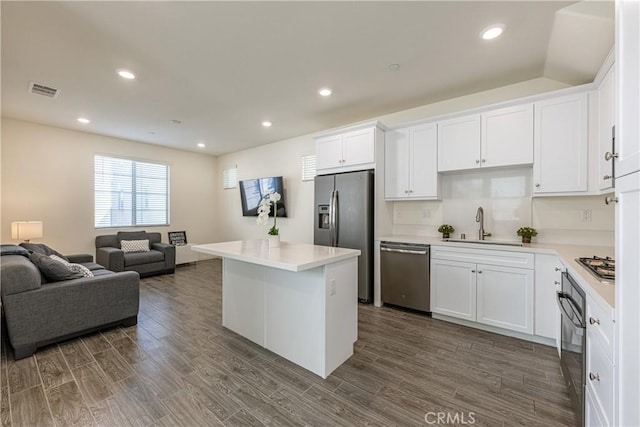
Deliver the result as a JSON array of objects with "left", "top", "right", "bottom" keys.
[{"left": 380, "top": 241, "right": 430, "bottom": 313}]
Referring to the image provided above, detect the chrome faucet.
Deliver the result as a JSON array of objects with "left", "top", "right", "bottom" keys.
[{"left": 476, "top": 207, "right": 491, "bottom": 240}]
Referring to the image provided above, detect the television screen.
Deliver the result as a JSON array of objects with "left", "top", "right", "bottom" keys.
[{"left": 239, "top": 176, "right": 287, "bottom": 217}]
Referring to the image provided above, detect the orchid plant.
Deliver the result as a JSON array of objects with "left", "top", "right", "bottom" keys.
[{"left": 257, "top": 191, "right": 281, "bottom": 235}]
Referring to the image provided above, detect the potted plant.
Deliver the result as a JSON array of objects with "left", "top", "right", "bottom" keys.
[
  {"left": 437, "top": 224, "right": 455, "bottom": 239},
  {"left": 516, "top": 227, "right": 538, "bottom": 244},
  {"left": 257, "top": 191, "right": 281, "bottom": 247}
]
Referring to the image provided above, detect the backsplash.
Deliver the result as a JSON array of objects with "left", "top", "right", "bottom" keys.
[{"left": 390, "top": 167, "right": 615, "bottom": 246}]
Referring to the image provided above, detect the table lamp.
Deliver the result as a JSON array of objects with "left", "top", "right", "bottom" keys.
[{"left": 11, "top": 221, "right": 43, "bottom": 243}]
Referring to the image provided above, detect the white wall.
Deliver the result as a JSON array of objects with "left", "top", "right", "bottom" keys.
[{"left": 1, "top": 118, "right": 218, "bottom": 255}]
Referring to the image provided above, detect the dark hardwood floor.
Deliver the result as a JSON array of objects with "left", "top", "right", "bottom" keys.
[{"left": 1, "top": 258, "right": 575, "bottom": 426}]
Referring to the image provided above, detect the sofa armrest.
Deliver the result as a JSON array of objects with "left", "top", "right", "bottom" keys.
[
  {"left": 2, "top": 271, "right": 140, "bottom": 349},
  {"left": 96, "top": 247, "right": 124, "bottom": 271},
  {"left": 151, "top": 242, "right": 176, "bottom": 270},
  {"left": 67, "top": 254, "right": 94, "bottom": 264},
  {"left": 0, "top": 256, "right": 42, "bottom": 296}
]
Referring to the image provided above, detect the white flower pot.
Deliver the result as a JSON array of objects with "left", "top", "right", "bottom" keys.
[{"left": 267, "top": 234, "right": 280, "bottom": 248}]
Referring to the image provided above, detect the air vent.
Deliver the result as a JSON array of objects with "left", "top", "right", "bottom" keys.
[{"left": 28, "top": 82, "right": 60, "bottom": 98}]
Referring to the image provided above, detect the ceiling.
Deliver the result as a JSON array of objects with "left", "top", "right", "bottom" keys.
[{"left": 1, "top": 1, "right": 614, "bottom": 156}]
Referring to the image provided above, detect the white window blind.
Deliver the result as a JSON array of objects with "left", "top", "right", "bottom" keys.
[
  {"left": 95, "top": 155, "right": 169, "bottom": 228},
  {"left": 223, "top": 166, "right": 237, "bottom": 189},
  {"left": 301, "top": 155, "right": 317, "bottom": 181}
]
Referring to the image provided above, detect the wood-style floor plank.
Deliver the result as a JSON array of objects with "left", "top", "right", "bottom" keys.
[{"left": 0, "top": 259, "right": 576, "bottom": 427}]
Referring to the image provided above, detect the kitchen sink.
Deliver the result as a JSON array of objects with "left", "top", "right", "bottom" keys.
[{"left": 444, "top": 238, "right": 523, "bottom": 247}]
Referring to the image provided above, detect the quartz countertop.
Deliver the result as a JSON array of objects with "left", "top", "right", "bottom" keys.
[
  {"left": 192, "top": 240, "right": 361, "bottom": 272},
  {"left": 378, "top": 235, "right": 615, "bottom": 311}
]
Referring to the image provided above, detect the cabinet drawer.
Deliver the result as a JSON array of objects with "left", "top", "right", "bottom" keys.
[
  {"left": 586, "top": 297, "right": 614, "bottom": 362},
  {"left": 431, "top": 246, "right": 534, "bottom": 269},
  {"left": 586, "top": 334, "right": 614, "bottom": 426}
]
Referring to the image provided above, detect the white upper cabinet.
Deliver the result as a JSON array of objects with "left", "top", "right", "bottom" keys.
[
  {"left": 385, "top": 123, "right": 439, "bottom": 200},
  {"left": 437, "top": 104, "right": 534, "bottom": 172},
  {"left": 598, "top": 64, "right": 616, "bottom": 191},
  {"left": 481, "top": 104, "right": 534, "bottom": 169},
  {"left": 533, "top": 92, "right": 589, "bottom": 194},
  {"left": 437, "top": 114, "right": 480, "bottom": 172},
  {"left": 315, "top": 122, "right": 382, "bottom": 174},
  {"left": 616, "top": 0, "right": 640, "bottom": 178}
]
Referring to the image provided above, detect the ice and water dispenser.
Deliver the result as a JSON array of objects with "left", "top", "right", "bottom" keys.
[{"left": 318, "top": 205, "right": 330, "bottom": 229}]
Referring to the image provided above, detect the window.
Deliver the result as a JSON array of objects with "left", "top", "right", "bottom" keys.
[
  {"left": 301, "top": 154, "right": 317, "bottom": 181},
  {"left": 223, "top": 166, "right": 237, "bottom": 189},
  {"left": 94, "top": 155, "right": 169, "bottom": 228}
]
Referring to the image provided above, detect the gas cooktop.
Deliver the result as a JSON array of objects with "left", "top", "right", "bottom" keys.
[{"left": 576, "top": 256, "right": 615, "bottom": 284}]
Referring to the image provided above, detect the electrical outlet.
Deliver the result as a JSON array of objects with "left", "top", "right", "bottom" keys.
[
  {"left": 581, "top": 209, "right": 592, "bottom": 222},
  {"left": 330, "top": 279, "right": 336, "bottom": 296}
]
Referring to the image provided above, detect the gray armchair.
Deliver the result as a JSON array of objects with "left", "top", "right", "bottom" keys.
[{"left": 95, "top": 231, "right": 175, "bottom": 277}]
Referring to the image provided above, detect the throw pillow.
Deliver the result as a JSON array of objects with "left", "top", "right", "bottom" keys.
[
  {"left": 20, "top": 243, "right": 69, "bottom": 261},
  {"left": 121, "top": 239, "right": 150, "bottom": 253},
  {"left": 0, "top": 244, "right": 30, "bottom": 257},
  {"left": 49, "top": 255, "right": 94, "bottom": 278},
  {"left": 29, "top": 252, "right": 83, "bottom": 282}
]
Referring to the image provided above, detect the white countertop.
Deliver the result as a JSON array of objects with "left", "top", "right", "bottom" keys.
[
  {"left": 191, "top": 240, "right": 361, "bottom": 272},
  {"left": 378, "top": 235, "right": 615, "bottom": 310}
]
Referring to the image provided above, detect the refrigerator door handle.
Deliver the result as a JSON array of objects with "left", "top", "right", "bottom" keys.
[
  {"left": 333, "top": 190, "right": 339, "bottom": 246},
  {"left": 328, "top": 190, "right": 336, "bottom": 247}
]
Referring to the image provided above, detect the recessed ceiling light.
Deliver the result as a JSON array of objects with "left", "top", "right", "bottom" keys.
[
  {"left": 117, "top": 69, "right": 136, "bottom": 79},
  {"left": 262, "top": 121, "right": 272, "bottom": 127},
  {"left": 480, "top": 24, "right": 505, "bottom": 40},
  {"left": 388, "top": 64, "right": 400, "bottom": 71},
  {"left": 318, "top": 88, "right": 332, "bottom": 97},
  {"left": 77, "top": 117, "right": 90, "bottom": 124},
  {"left": 197, "top": 142, "right": 206, "bottom": 148}
]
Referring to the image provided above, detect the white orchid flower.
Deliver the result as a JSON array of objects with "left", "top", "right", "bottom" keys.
[{"left": 269, "top": 192, "right": 281, "bottom": 203}]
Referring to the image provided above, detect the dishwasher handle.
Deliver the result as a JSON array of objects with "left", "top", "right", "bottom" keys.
[{"left": 380, "top": 247, "right": 428, "bottom": 255}]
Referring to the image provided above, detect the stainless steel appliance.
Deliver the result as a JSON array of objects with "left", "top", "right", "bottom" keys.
[
  {"left": 576, "top": 256, "right": 615, "bottom": 284},
  {"left": 557, "top": 272, "right": 586, "bottom": 427},
  {"left": 380, "top": 242, "right": 430, "bottom": 312},
  {"left": 314, "top": 170, "right": 374, "bottom": 302}
]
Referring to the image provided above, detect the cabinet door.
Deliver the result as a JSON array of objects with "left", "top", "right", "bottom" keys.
[
  {"left": 586, "top": 386, "right": 609, "bottom": 427},
  {"left": 534, "top": 254, "right": 562, "bottom": 344},
  {"left": 430, "top": 258, "right": 476, "bottom": 321},
  {"left": 598, "top": 66, "right": 615, "bottom": 190},
  {"left": 481, "top": 104, "right": 534, "bottom": 168},
  {"left": 476, "top": 264, "right": 534, "bottom": 334},
  {"left": 437, "top": 114, "right": 481, "bottom": 172},
  {"left": 409, "top": 123, "right": 438, "bottom": 199},
  {"left": 342, "top": 128, "right": 375, "bottom": 167},
  {"left": 616, "top": 0, "right": 640, "bottom": 177},
  {"left": 316, "top": 134, "right": 343, "bottom": 171},
  {"left": 384, "top": 129, "right": 410, "bottom": 199},
  {"left": 614, "top": 171, "right": 640, "bottom": 426},
  {"left": 533, "top": 93, "right": 588, "bottom": 194}
]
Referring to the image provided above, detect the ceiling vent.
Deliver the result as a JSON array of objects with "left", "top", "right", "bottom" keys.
[{"left": 28, "top": 81, "right": 60, "bottom": 98}]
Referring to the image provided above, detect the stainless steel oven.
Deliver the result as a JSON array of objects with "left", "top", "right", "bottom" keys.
[{"left": 557, "top": 272, "right": 586, "bottom": 427}]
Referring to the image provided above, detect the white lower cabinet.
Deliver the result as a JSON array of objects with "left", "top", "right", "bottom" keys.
[
  {"left": 430, "top": 246, "right": 534, "bottom": 335},
  {"left": 534, "top": 254, "right": 564, "bottom": 353},
  {"left": 431, "top": 259, "right": 476, "bottom": 321},
  {"left": 476, "top": 264, "right": 534, "bottom": 334},
  {"left": 586, "top": 385, "right": 608, "bottom": 427}
]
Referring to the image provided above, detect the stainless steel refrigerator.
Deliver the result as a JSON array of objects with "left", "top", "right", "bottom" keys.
[{"left": 314, "top": 170, "right": 374, "bottom": 302}]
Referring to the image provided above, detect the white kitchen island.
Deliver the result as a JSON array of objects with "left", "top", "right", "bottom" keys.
[{"left": 191, "top": 240, "right": 361, "bottom": 378}]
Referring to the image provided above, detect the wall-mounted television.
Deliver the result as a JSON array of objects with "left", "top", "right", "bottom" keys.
[{"left": 239, "top": 176, "right": 287, "bottom": 217}]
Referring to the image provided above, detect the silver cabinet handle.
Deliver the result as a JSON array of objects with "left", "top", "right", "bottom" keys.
[
  {"left": 475, "top": 160, "right": 480, "bottom": 164},
  {"left": 554, "top": 281, "right": 560, "bottom": 285},
  {"left": 477, "top": 271, "right": 483, "bottom": 274},
  {"left": 605, "top": 196, "right": 619, "bottom": 205},
  {"left": 603, "top": 175, "right": 612, "bottom": 180},
  {"left": 481, "top": 159, "right": 486, "bottom": 163},
  {"left": 604, "top": 152, "right": 619, "bottom": 161},
  {"left": 589, "top": 372, "right": 600, "bottom": 382},
  {"left": 589, "top": 317, "right": 600, "bottom": 325},
  {"left": 555, "top": 267, "right": 562, "bottom": 272},
  {"left": 535, "top": 183, "right": 541, "bottom": 188},
  {"left": 471, "top": 270, "right": 476, "bottom": 273}
]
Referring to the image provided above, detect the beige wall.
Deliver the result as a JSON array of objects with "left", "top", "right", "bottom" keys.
[{"left": 1, "top": 118, "right": 218, "bottom": 255}]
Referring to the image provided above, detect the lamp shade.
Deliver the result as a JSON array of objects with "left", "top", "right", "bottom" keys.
[{"left": 11, "top": 221, "right": 43, "bottom": 242}]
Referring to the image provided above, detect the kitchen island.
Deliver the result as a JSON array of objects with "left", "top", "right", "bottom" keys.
[{"left": 191, "top": 240, "right": 361, "bottom": 378}]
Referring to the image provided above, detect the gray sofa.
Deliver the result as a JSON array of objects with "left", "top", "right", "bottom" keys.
[
  {"left": 1, "top": 244, "right": 139, "bottom": 359},
  {"left": 95, "top": 231, "right": 175, "bottom": 277}
]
